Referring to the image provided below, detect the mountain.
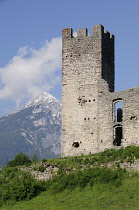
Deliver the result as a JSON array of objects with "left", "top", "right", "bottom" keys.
[{"left": 0, "top": 92, "right": 61, "bottom": 168}]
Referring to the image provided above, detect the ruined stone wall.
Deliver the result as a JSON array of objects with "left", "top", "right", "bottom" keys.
[
  {"left": 62, "top": 25, "right": 114, "bottom": 157},
  {"left": 97, "top": 84, "right": 139, "bottom": 152},
  {"left": 112, "top": 87, "right": 139, "bottom": 147}
]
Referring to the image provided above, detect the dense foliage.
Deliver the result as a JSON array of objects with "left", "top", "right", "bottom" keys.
[
  {"left": 0, "top": 167, "right": 47, "bottom": 206},
  {"left": 47, "top": 167, "right": 125, "bottom": 194}
]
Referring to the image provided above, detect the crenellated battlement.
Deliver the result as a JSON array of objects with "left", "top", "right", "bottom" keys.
[
  {"left": 62, "top": 24, "right": 114, "bottom": 40},
  {"left": 62, "top": 28, "right": 73, "bottom": 38},
  {"left": 104, "top": 30, "right": 114, "bottom": 40},
  {"left": 77, "top": 28, "right": 88, "bottom": 37}
]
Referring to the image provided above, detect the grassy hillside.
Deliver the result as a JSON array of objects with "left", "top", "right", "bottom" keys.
[
  {"left": 1, "top": 178, "right": 139, "bottom": 210},
  {"left": 1, "top": 146, "right": 139, "bottom": 210}
]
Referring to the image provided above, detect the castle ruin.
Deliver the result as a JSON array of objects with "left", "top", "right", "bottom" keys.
[{"left": 62, "top": 24, "right": 139, "bottom": 157}]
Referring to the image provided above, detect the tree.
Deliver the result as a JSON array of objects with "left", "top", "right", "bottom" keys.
[
  {"left": 32, "top": 154, "right": 39, "bottom": 163},
  {"left": 7, "top": 152, "right": 32, "bottom": 167}
]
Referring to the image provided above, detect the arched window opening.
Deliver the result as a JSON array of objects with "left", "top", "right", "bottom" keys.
[
  {"left": 113, "top": 100, "right": 123, "bottom": 122},
  {"left": 113, "top": 126, "right": 122, "bottom": 146}
]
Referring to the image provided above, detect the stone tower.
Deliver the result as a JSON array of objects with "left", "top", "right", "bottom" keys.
[{"left": 62, "top": 25, "right": 114, "bottom": 157}]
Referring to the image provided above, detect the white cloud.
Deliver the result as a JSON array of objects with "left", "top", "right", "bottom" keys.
[{"left": 0, "top": 37, "right": 62, "bottom": 108}]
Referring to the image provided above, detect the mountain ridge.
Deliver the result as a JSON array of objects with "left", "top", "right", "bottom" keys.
[{"left": 0, "top": 92, "right": 61, "bottom": 168}]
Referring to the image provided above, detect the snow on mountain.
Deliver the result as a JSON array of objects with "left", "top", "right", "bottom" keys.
[{"left": 0, "top": 92, "right": 61, "bottom": 168}]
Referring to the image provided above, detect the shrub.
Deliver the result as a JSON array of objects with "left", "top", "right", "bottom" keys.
[
  {"left": 49, "top": 167, "right": 124, "bottom": 194},
  {"left": 0, "top": 168, "right": 46, "bottom": 206},
  {"left": 84, "top": 158, "right": 90, "bottom": 164},
  {"left": 42, "top": 159, "right": 47, "bottom": 163},
  {"left": 38, "top": 165, "right": 45, "bottom": 172},
  {"left": 57, "top": 168, "right": 65, "bottom": 176}
]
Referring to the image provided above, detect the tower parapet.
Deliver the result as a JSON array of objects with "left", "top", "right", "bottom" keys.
[
  {"left": 62, "top": 25, "right": 114, "bottom": 39},
  {"left": 62, "top": 28, "right": 73, "bottom": 38}
]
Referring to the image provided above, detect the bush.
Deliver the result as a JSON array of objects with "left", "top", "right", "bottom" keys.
[
  {"left": 42, "top": 159, "right": 47, "bottom": 163},
  {"left": 0, "top": 168, "right": 46, "bottom": 206},
  {"left": 57, "top": 168, "right": 65, "bottom": 176},
  {"left": 38, "top": 165, "right": 45, "bottom": 172},
  {"left": 48, "top": 167, "right": 124, "bottom": 194},
  {"left": 84, "top": 158, "right": 90, "bottom": 164}
]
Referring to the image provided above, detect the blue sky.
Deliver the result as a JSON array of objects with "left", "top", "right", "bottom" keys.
[{"left": 0, "top": 0, "right": 139, "bottom": 116}]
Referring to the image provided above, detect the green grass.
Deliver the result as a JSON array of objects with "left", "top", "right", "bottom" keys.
[
  {"left": 1, "top": 145, "right": 139, "bottom": 209},
  {"left": 1, "top": 175, "right": 139, "bottom": 210}
]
